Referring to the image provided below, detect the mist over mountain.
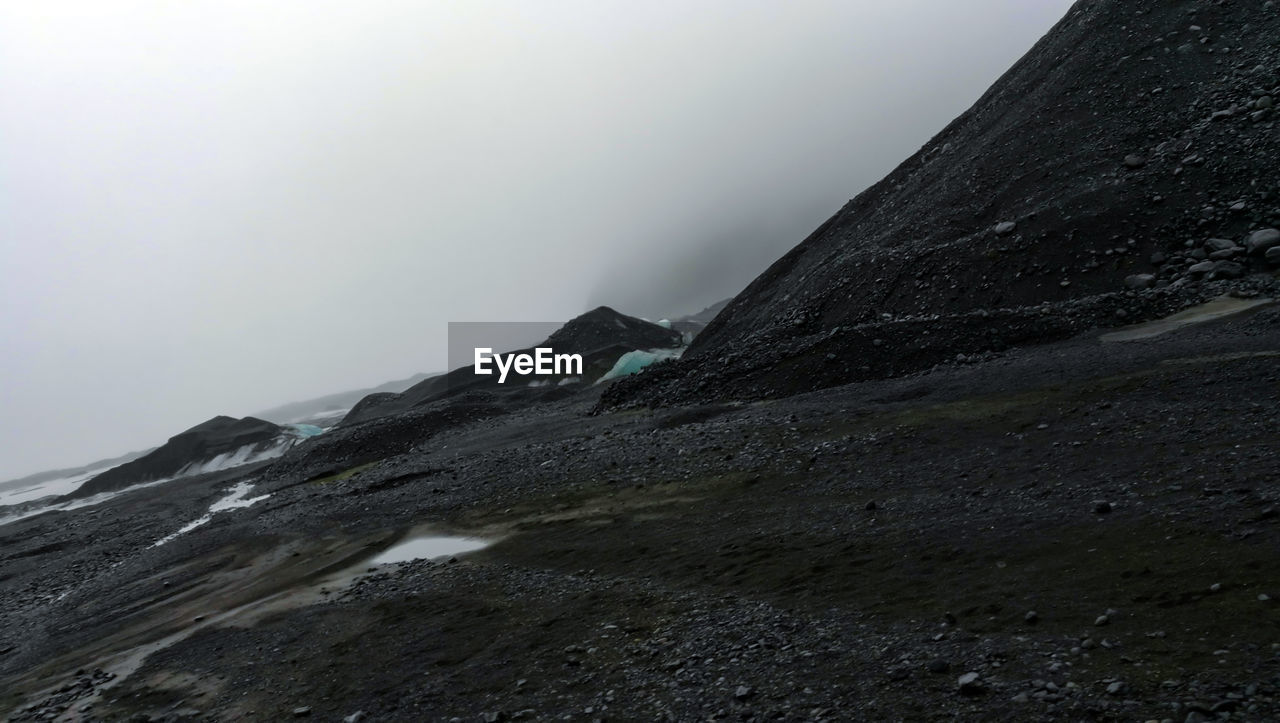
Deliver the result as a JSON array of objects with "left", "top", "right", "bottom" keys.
[
  {"left": 7, "top": 3, "right": 1280, "bottom": 721},
  {"left": 0, "top": 0, "right": 1074, "bottom": 481}
]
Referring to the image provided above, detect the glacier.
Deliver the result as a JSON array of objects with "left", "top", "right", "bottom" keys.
[{"left": 596, "top": 347, "right": 684, "bottom": 384}]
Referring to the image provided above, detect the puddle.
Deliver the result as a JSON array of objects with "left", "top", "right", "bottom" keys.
[
  {"left": 1101, "top": 295, "right": 1273, "bottom": 342},
  {"left": 368, "top": 535, "right": 488, "bottom": 565},
  {"left": 152, "top": 482, "right": 271, "bottom": 547}
]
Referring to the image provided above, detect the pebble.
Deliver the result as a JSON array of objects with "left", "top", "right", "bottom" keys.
[
  {"left": 995, "top": 221, "right": 1017, "bottom": 235},
  {"left": 1095, "top": 614, "right": 1110, "bottom": 626},
  {"left": 1093, "top": 500, "right": 1112, "bottom": 514},
  {"left": 1123, "top": 154, "right": 1147, "bottom": 168},
  {"left": 927, "top": 658, "right": 951, "bottom": 674},
  {"left": 1124, "top": 274, "right": 1155, "bottom": 290},
  {"left": 957, "top": 672, "right": 986, "bottom": 696},
  {"left": 292, "top": 708, "right": 312, "bottom": 718}
]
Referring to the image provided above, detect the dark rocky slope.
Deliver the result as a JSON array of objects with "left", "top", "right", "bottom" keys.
[
  {"left": 607, "top": 0, "right": 1280, "bottom": 407},
  {"left": 343, "top": 306, "right": 680, "bottom": 425},
  {"left": 71, "top": 416, "right": 285, "bottom": 498}
]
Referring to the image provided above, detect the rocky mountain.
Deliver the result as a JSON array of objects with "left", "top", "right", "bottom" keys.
[
  {"left": 0, "top": 448, "right": 152, "bottom": 496},
  {"left": 6, "top": 4, "right": 1280, "bottom": 719},
  {"left": 675, "top": 298, "right": 732, "bottom": 325},
  {"left": 606, "top": 0, "right": 1280, "bottom": 406},
  {"left": 251, "top": 372, "right": 435, "bottom": 427},
  {"left": 341, "top": 306, "right": 681, "bottom": 425},
  {"left": 70, "top": 416, "right": 294, "bottom": 498}
]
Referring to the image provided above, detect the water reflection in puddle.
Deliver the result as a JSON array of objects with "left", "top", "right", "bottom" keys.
[{"left": 369, "top": 535, "right": 488, "bottom": 565}]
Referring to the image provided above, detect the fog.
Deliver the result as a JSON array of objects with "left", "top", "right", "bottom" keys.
[{"left": 0, "top": 0, "right": 1075, "bottom": 479}]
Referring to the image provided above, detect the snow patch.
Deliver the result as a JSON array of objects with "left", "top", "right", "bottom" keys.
[
  {"left": 0, "top": 476, "right": 178, "bottom": 529},
  {"left": 152, "top": 481, "right": 271, "bottom": 547}
]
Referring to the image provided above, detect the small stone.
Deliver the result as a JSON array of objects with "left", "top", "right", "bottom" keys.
[
  {"left": 927, "top": 658, "right": 951, "bottom": 674},
  {"left": 1259, "top": 593, "right": 1272, "bottom": 602},
  {"left": 1125, "top": 274, "right": 1156, "bottom": 290},
  {"left": 1209, "top": 260, "right": 1244, "bottom": 279},
  {"left": 1123, "top": 154, "right": 1146, "bottom": 169},
  {"left": 865, "top": 500, "right": 877, "bottom": 511},
  {"left": 1093, "top": 501, "right": 1112, "bottom": 514},
  {"left": 957, "top": 672, "right": 986, "bottom": 696},
  {"left": 1204, "top": 238, "right": 1236, "bottom": 252},
  {"left": 995, "top": 221, "right": 1017, "bottom": 236},
  {"left": 1266, "top": 246, "right": 1280, "bottom": 265},
  {"left": 1107, "top": 681, "right": 1126, "bottom": 695},
  {"left": 1012, "top": 692, "right": 1030, "bottom": 703},
  {"left": 734, "top": 685, "right": 754, "bottom": 700},
  {"left": 1209, "top": 583, "right": 1221, "bottom": 593},
  {"left": 1095, "top": 614, "right": 1110, "bottom": 626},
  {"left": 1187, "top": 260, "right": 1216, "bottom": 274},
  {"left": 292, "top": 708, "right": 312, "bottom": 718},
  {"left": 1024, "top": 610, "right": 1039, "bottom": 624},
  {"left": 343, "top": 713, "right": 367, "bottom": 723},
  {"left": 1258, "top": 96, "right": 1274, "bottom": 110}
]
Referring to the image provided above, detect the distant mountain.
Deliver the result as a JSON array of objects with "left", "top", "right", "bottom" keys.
[
  {"left": 666, "top": 297, "right": 733, "bottom": 341},
  {"left": 675, "top": 298, "right": 731, "bottom": 325},
  {"left": 0, "top": 448, "right": 153, "bottom": 495},
  {"left": 70, "top": 416, "right": 304, "bottom": 499},
  {"left": 252, "top": 372, "right": 436, "bottom": 426},
  {"left": 342, "top": 306, "right": 682, "bottom": 425}
]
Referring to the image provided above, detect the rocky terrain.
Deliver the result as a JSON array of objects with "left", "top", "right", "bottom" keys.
[
  {"left": 342, "top": 307, "right": 680, "bottom": 426},
  {"left": 1, "top": 1, "right": 1278, "bottom": 721},
  {"left": 71, "top": 417, "right": 295, "bottom": 499},
  {"left": 608, "top": 0, "right": 1280, "bottom": 407},
  {"left": 1, "top": 297, "right": 1277, "bottom": 721}
]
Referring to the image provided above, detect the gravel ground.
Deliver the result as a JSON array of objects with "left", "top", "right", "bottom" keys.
[{"left": 2, "top": 295, "right": 1278, "bottom": 722}]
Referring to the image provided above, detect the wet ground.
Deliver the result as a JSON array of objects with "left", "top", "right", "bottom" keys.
[{"left": 2, "top": 301, "right": 1279, "bottom": 721}]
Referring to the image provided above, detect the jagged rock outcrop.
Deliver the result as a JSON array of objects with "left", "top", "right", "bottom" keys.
[{"left": 606, "top": 0, "right": 1280, "bottom": 407}]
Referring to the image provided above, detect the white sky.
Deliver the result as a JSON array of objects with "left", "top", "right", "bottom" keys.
[{"left": 0, "top": 0, "right": 1075, "bottom": 479}]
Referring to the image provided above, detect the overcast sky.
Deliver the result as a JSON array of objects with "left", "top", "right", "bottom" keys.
[{"left": 0, "top": 0, "right": 1075, "bottom": 480}]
